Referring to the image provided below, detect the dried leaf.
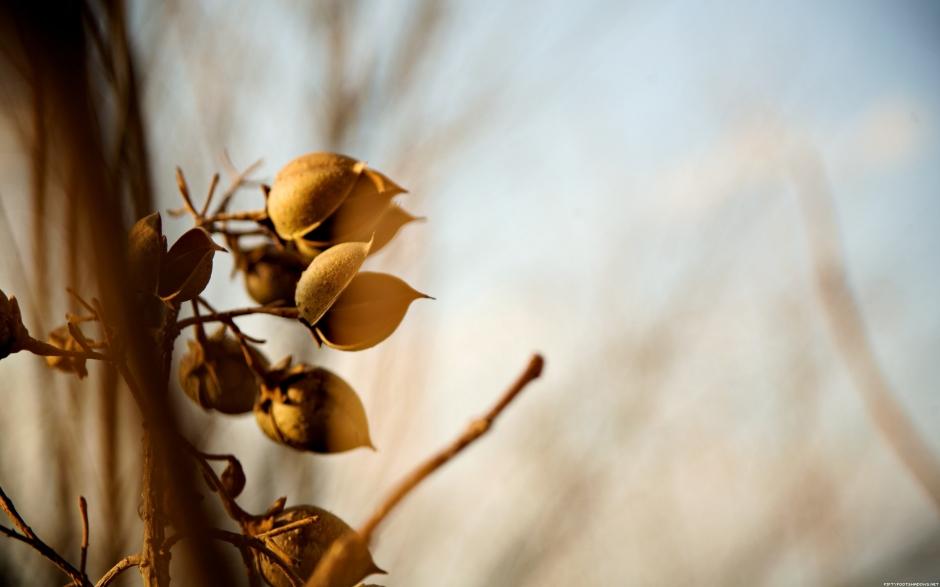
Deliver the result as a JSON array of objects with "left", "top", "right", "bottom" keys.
[
  {"left": 365, "top": 205, "right": 421, "bottom": 256},
  {"left": 254, "top": 505, "right": 383, "bottom": 587},
  {"left": 254, "top": 365, "right": 373, "bottom": 453},
  {"left": 158, "top": 228, "right": 225, "bottom": 303},
  {"left": 315, "top": 272, "right": 430, "bottom": 351},
  {"left": 127, "top": 212, "right": 166, "bottom": 294},
  {"left": 295, "top": 240, "right": 371, "bottom": 326},
  {"left": 267, "top": 153, "right": 365, "bottom": 239}
]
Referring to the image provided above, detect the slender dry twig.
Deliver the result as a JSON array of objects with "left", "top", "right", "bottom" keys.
[
  {"left": 78, "top": 496, "right": 89, "bottom": 584},
  {"left": 791, "top": 147, "right": 940, "bottom": 510},
  {"left": 304, "top": 354, "right": 544, "bottom": 587},
  {"left": 20, "top": 336, "right": 110, "bottom": 361},
  {"left": 200, "top": 172, "right": 221, "bottom": 218},
  {"left": 360, "top": 353, "right": 544, "bottom": 541},
  {"left": 213, "top": 156, "right": 264, "bottom": 215},
  {"left": 0, "top": 486, "right": 88, "bottom": 585},
  {"left": 174, "top": 306, "right": 300, "bottom": 332},
  {"left": 94, "top": 554, "right": 142, "bottom": 587}
]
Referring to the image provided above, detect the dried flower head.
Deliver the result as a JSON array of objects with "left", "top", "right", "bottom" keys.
[{"left": 44, "top": 326, "right": 88, "bottom": 378}]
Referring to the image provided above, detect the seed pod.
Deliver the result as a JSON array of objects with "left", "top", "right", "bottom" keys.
[
  {"left": 127, "top": 212, "right": 166, "bottom": 294},
  {"left": 242, "top": 245, "right": 308, "bottom": 306},
  {"left": 315, "top": 272, "right": 430, "bottom": 351},
  {"left": 295, "top": 240, "right": 371, "bottom": 326},
  {"left": 0, "top": 289, "right": 27, "bottom": 360},
  {"left": 220, "top": 458, "right": 246, "bottom": 498},
  {"left": 255, "top": 505, "right": 383, "bottom": 587},
  {"left": 178, "top": 327, "right": 268, "bottom": 414},
  {"left": 159, "top": 228, "right": 226, "bottom": 303},
  {"left": 267, "top": 152, "right": 404, "bottom": 240},
  {"left": 45, "top": 326, "right": 88, "bottom": 378},
  {"left": 300, "top": 173, "right": 406, "bottom": 247},
  {"left": 254, "top": 364, "right": 372, "bottom": 453}
]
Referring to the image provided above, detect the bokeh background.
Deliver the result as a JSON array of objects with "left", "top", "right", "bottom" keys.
[{"left": 1, "top": 1, "right": 939, "bottom": 585}]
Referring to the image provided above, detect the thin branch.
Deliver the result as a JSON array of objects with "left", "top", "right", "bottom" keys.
[
  {"left": 360, "top": 354, "right": 544, "bottom": 541},
  {"left": 200, "top": 173, "right": 221, "bottom": 217},
  {"left": 94, "top": 554, "right": 142, "bottom": 587},
  {"left": 78, "top": 496, "right": 89, "bottom": 584},
  {"left": 0, "top": 486, "right": 88, "bottom": 585},
  {"left": 20, "top": 335, "right": 111, "bottom": 361},
  {"left": 174, "top": 306, "right": 299, "bottom": 332},
  {"left": 304, "top": 355, "right": 544, "bottom": 587},
  {"left": 175, "top": 167, "right": 199, "bottom": 218},
  {"left": 214, "top": 157, "right": 264, "bottom": 215},
  {"left": 200, "top": 209, "right": 267, "bottom": 224},
  {"left": 791, "top": 148, "right": 940, "bottom": 510}
]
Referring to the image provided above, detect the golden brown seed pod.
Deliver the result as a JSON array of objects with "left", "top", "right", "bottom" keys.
[
  {"left": 178, "top": 327, "right": 268, "bottom": 415},
  {"left": 267, "top": 152, "right": 404, "bottom": 240},
  {"left": 294, "top": 239, "right": 371, "bottom": 326},
  {"left": 254, "top": 505, "right": 383, "bottom": 587},
  {"left": 242, "top": 245, "right": 308, "bottom": 306},
  {"left": 254, "top": 364, "right": 372, "bottom": 453},
  {"left": 267, "top": 153, "right": 364, "bottom": 240},
  {"left": 315, "top": 272, "right": 431, "bottom": 352}
]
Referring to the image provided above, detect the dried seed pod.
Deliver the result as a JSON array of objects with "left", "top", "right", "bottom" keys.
[
  {"left": 363, "top": 204, "right": 421, "bottom": 256},
  {"left": 127, "top": 212, "right": 166, "bottom": 294},
  {"left": 178, "top": 327, "right": 268, "bottom": 414},
  {"left": 315, "top": 272, "right": 430, "bottom": 351},
  {"left": 300, "top": 172, "right": 405, "bottom": 247},
  {"left": 255, "top": 505, "right": 383, "bottom": 587},
  {"left": 242, "top": 245, "right": 308, "bottom": 306},
  {"left": 158, "top": 228, "right": 226, "bottom": 303},
  {"left": 0, "top": 289, "right": 27, "bottom": 360},
  {"left": 220, "top": 458, "right": 246, "bottom": 498},
  {"left": 45, "top": 326, "right": 88, "bottom": 378},
  {"left": 254, "top": 364, "right": 372, "bottom": 453},
  {"left": 295, "top": 240, "right": 371, "bottom": 326},
  {"left": 267, "top": 152, "right": 404, "bottom": 240}
]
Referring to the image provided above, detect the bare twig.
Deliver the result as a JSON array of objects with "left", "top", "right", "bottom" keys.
[
  {"left": 78, "top": 496, "right": 89, "bottom": 584},
  {"left": 20, "top": 335, "right": 110, "bottom": 362},
  {"left": 200, "top": 172, "right": 221, "bottom": 218},
  {"left": 359, "top": 353, "right": 544, "bottom": 542},
  {"left": 791, "top": 148, "right": 940, "bottom": 510},
  {"left": 0, "top": 486, "right": 88, "bottom": 585},
  {"left": 175, "top": 167, "right": 199, "bottom": 218},
  {"left": 94, "top": 554, "right": 142, "bottom": 587},
  {"left": 214, "top": 156, "right": 264, "bottom": 215},
  {"left": 200, "top": 209, "right": 267, "bottom": 224},
  {"left": 174, "top": 306, "right": 300, "bottom": 332}
]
